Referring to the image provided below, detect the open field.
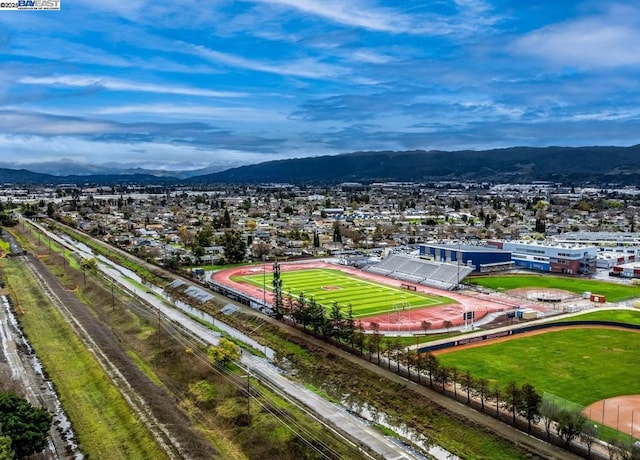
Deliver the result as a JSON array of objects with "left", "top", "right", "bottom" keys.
[
  {"left": 1, "top": 258, "right": 167, "bottom": 460},
  {"left": 235, "top": 268, "right": 452, "bottom": 318},
  {"left": 469, "top": 274, "right": 640, "bottom": 302},
  {"left": 437, "top": 327, "right": 640, "bottom": 407},
  {"left": 564, "top": 308, "right": 640, "bottom": 325}
]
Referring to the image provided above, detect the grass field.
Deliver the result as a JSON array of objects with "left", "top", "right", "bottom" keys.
[
  {"left": 469, "top": 274, "right": 640, "bottom": 302},
  {"left": 437, "top": 328, "right": 640, "bottom": 407},
  {"left": 235, "top": 268, "right": 453, "bottom": 318},
  {"left": 560, "top": 308, "right": 640, "bottom": 325},
  {"left": 1, "top": 258, "right": 167, "bottom": 460}
]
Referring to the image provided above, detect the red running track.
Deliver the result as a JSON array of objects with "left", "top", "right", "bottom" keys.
[{"left": 212, "top": 261, "right": 545, "bottom": 332}]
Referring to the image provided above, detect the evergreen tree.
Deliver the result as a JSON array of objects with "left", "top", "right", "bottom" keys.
[
  {"left": 220, "top": 229, "right": 246, "bottom": 263},
  {"left": 344, "top": 304, "right": 355, "bottom": 348},
  {"left": 518, "top": 383, "right": 542, "bottom": 432},
  {"left": 222, "top": 208, "right": 231, "bottom": 228},
  {"left": 504, "top": 381, "right": 521, "bottom": 425},
  {"left": 329, "top": 301, "right": 343, "bottom": 340},
  {"left": 0, "top": 392, "right": 51, "bottom": 458},
  {"left": 425, "top": 353, "right": 439, "bottom": 388},
  {"left": 332, "top": 221, "right": 342, "bottom": 243},
  {"left": 271, "top": 262, "right": 284, "bottom": 319}
]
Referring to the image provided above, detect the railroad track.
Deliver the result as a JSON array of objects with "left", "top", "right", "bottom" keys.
[{"left": 21, "top": 254, "right": 186, "bottom": 460}]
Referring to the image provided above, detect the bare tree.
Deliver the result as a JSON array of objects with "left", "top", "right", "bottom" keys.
[
  {"left": 539, "top": 399, "right": 558, "bottom": 441},
  {"left": 579, "top": 423, "right": 598, "bottom": 459}
]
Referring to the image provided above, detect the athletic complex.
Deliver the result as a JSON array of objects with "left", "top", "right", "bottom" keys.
[
  {"left": 210, "top": 258, "right": 557, "bottom": 332},
  {"left": 209, "top": 257, "right": 640, "bottom": 441}
]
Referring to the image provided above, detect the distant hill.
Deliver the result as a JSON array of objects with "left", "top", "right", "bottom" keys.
[
  {"left": 0, "top": 168, "right": 58, "bottom": 185},
  {"left": 0, "top": 168, "right": 178, "bottom": 186},
  {"left": 3, "top": 145, "right": 640, "bottom": 186},
  {"left": 189, "top": 145, "right": 640, "bottom": 185}
]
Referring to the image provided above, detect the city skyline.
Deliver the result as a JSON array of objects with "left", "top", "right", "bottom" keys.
[{"left": 1, "top": 1, "right": 640, "bottom": 171}]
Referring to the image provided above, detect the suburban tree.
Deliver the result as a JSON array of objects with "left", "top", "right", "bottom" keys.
[
  {"left": 420, "top": 320, "right": 432, "bottom": 337},
  {"left": 474, "top": 377, "right": 490, "bottom": 412},
  {"left": 208, "top": 338, "right": 241, "bottom": 367},
  {"left": 539, "top": 399, "right": 558, "bottom": 440},
  {"left": 449, "top": 366, "right": 459, "bottom": 399},
  {"left": 329, "top": 301, "right": 343, "bottom": 340},
  {"left": 344, "top": 304, "right": 355, "bottom": 349},
  {"left": 436, "top": 365, "right": 449, "bottom": 392},
  {"left": 579, "top": 423, "right": 598, "bottom": 459},
  {"left": 492, "top": 384, "right": 502, "bottom": 416},
  {"left": 460, "top": 369, "right": 473, "bottom": 404},
  {"left": 319, "top": 311, "right": 333, "bottom": 340},
  {"left": 220, "top": 229, "right": 247, "bottom": 264},
  {"left": 556, "top": 409, "right": 586, "bottom": 445},
  {"left": 384, "top": 338, "right": 393, "bottom": 370},
  {"left": 332, "top": 221, "right": 342, "bottom": 243},
  {"left": 293, "top": 292, "right": 308, "bottom": 328},
  {"left": 353, "top": 322, "right": 365, "bottom": 356},
  {"left": 196, "top": 223, "right": 213, "bottom": 247},
  {"left": 369, "top": 322, "right": 381, "bottom": 363},
  {"left": 518, "top": 383, "right": 542, "bottom": 432},
  {"left": 393, "top": 338, "right": 402, "bottom": 373},
  {"left": 0, "top": 429, "right": 13, "bottom": 460},
  {"left": 365, "top": 334, "right": 376, "bottom": 361},
  {"left": 308, "top": 296, "right": 325, "bottom": 334},
  {"left": 251, "top": 240, "right": 271, "bottom": 259},
  {"left": 503, "top": 380, "right": 521, "bottom": 425},
  {"left": 425, "top": 353, "right": 439, "bottom": 388},
  {"left": 283, "top": 292, "right": 295, "bottom": 318},
  {"left": 442, "top": 320, "right": 453, "bottom": 332},
  {"left": 222, "top": 208, "right": 232, "bottom": 228},
  {"left": 0, "top": 391, "right": 52, "bottom": 458}
]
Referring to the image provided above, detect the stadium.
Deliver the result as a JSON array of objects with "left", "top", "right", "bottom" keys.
[
  {"left": 209, "top": 254, "right": 558, "bottom": 331},
  {"left": 209, "top": 252, "right": 640, "bottom": 442}
]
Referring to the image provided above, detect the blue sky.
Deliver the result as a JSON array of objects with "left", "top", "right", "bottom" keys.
[{"left": 1, "top": 0, "right": 640, "bottom": 172}]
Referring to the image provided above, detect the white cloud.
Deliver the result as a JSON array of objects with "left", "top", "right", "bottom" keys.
[
  {"left": 18, "top": 75, "right": 246, "bottom": 98},
  {"left": 251, "top": 0, "right": 411, "bottom": 33},
  {"left": 0, "top": 134, "right": 276, "bottom": 169},
  {"left": 0, "top": 111, "right": 112, "bottom": 135},
  {"left": 94, "top": 104, "right": 288, "bottom": 122},
  {"left": 188, "top": 45, "right": 343, "bottom": 79},
  {"left": 250, "top": 0, "right": 501, "bottom": 37},
  {"left": 513, "top": 5, "right": 640, "bottom": 69}
]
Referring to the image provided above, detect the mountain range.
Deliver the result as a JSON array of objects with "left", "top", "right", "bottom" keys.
[{"left": 2, "top": 145, "right": 640, "bottom": 186}]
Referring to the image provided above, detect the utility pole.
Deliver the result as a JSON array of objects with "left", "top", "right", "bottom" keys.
[{"left": 246, "top": 372, "right": 250, "bottom": 421}]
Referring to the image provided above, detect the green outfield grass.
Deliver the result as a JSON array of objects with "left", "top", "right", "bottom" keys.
[
  {"left": 235, "top": 268, "right": 453, "bottom": 318},
  {"left": 437, "top": 328, "right": 640, "bottom": 407},
  {"left": 560, "top": 308, "right": 640, "bottom": 325},
  {"left": 469, "top": 275, "right": 640, "bottom": 302}
]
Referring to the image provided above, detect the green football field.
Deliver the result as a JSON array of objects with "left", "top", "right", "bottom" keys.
[{"left": 235, "top": 268, "right": 453, "bottom": 318}]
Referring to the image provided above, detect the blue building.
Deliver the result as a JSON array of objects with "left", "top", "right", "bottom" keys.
[{"left": 419, "top": 243, "right": 513, "bottom": 273}]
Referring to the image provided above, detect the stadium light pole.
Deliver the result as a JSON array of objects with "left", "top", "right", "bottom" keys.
[
  {"left": 262, "top": 254, "right": 267, "bottom": 308},
  {"left": 457, "top": 242, "right": 461, "bottom": 290}
]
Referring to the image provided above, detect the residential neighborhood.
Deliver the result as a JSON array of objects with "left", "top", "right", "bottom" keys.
[{"left": 3, "top": 180, "right": 640, "bottom": 279}]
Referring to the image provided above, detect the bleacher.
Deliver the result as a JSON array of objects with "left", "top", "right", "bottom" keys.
[{"left": 365, "top": 254, "right": 473, "bottom": 290}]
